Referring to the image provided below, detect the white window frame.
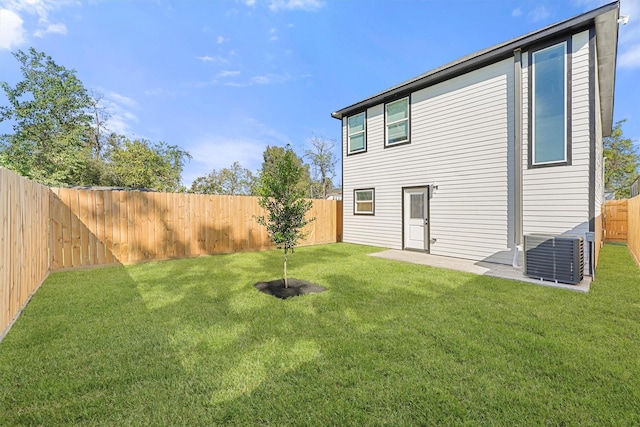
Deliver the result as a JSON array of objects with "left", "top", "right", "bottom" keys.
[
  {"left": 347, "top": 112, "right": 366, "bottom": 154},
  {"left": 354, "top": 188, "right": 374, "bottom": 215},
  {"left": 531, "top": 41, "right": 568, "bottom": 166},
  {"left": 385, "top": 96, "right": 410, "bottom": 147}
]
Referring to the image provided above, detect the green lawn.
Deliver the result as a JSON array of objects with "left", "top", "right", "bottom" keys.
[{"left": 1, "top": 243, "right": 639, "bottom": 425}]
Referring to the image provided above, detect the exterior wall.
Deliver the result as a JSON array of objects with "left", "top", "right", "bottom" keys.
[
  {"left": 594, "top": 37, "right": 604, "bottom": 266},
  {"left": 342, "top": 28, "right": 598, "bottom": 268},
  {"left": 343, "top": 58, "right": 514, "bottom": 263},
  {"left": 522, "top": 30, "right": 591, "bottom": 239}
]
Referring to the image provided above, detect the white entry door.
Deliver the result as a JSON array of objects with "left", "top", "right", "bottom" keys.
[{"left": 403, "top": 187, "right": 429, "bottom": 251}]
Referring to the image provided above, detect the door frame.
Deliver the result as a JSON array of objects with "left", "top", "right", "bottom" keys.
[{"left": 402, "top": 185, "right": 431, "bottom": 253}]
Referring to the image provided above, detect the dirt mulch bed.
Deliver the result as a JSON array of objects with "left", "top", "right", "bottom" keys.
[{"left": 254, "top": 278, "right": 327, "bottom": 300}]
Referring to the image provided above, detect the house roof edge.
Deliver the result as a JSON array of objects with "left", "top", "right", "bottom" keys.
[{"left": 331, "top": 1, "right": 620, "bottom": 121}]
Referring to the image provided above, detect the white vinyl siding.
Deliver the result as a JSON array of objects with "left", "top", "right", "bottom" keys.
[
  {"left": 343, "top": 58, "right": 514, "bottom": 264},
  {"left": 522, "top": 30, "right": 591, "bottom": 248}
]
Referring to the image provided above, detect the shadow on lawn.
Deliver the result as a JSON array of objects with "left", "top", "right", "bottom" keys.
[{"left": 9, "top": 245, "right": 638, "bottom": 424}]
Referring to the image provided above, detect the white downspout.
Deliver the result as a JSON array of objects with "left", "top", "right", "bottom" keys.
[{"left": 512, "top": 48, "right": 524, "bottom": 268}]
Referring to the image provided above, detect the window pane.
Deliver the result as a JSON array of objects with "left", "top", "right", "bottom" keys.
[
  {"left": 349, "top": 133, "right": 365, "bottom": 152},
  {"left": 387, "top": 99, "right": 408, "bottom": 123},
  {"left": 410, "top": 194, "right": 424, "bottom": 219},
  {"left": 357, "top": 201, "right": 373, "bottom": 212},
  {"left": 348, "top": 113, "right": 365, "bottom": 134},
  {"left": 387, "top": 121, "right": 408, "bottom": 144},
  {"left": 356, "top": 190, "right": 372, "bottom": 201},
  {"left": 534, "top": 43, "right": 566, "bottom": 164}
]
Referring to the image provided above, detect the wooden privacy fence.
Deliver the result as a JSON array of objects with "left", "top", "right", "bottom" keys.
[
  {"left": 1, "top": 167, "right": 343, "bottom": 338},
  {"left": 1, "top": 168, "right": 50, "bottom": 339},
  {"left": 604, "top": 200, "right": 628, "bottom": 242},
  {"left": 50, "top": 189, "right": 342, "bottom": 269},
  {"left": 628, "top": 196, "right": 640, "bottom": 266}
]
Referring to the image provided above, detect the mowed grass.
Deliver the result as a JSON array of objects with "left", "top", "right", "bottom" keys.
[{"left": 1, "top": 243, "right": 639, "bottom": 425}]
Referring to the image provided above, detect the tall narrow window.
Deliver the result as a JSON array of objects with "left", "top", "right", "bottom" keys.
[
  {"left": 532, "top": 42, "right": 567, "bottom": 165},
  {"left": 386, "top": 97, "right": 410, "bottom": 146},
  {"left": 354, "top": 189, "right": 374, "bottom": 215},
  {"left": 347, "top": 112, "right": 366, "bottom": 154}
]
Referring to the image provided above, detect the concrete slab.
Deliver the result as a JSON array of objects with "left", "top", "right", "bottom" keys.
[{"left": 368, "top": 250, "right": 591, "bottom": 293}]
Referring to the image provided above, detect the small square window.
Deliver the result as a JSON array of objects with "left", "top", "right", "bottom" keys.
[
  {"left": 347, "top": 112, "right": 366, "bottom": 154},
  {"left": 354, "top": 188, "right": 374, "bottom": 215}
]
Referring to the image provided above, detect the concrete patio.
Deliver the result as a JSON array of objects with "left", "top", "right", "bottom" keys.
[{"left": 368, "top": 250, "right": 591, "bottom": 292}]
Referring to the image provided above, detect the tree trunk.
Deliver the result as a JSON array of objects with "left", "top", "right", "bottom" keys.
[{"left": 284, "top": 254, "right": 288, "bottom": 288}]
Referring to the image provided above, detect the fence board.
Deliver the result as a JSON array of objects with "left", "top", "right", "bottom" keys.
[
  {"left": 604, "top": 200, "right": 628, "bottom": 242},
  {"left": 629, "top": 196, "right": 640, "bottom": 266},
  {"left": 1, "top": 168, "right": 50, "bottom": 339}
]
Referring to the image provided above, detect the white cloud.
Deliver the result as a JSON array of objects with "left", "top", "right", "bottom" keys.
[
  {"left": 34, "top": 22, "right": 67, "bottom": 37},
  {"left": 268, "top": 0, "right": 324, "bottom": 11},
  {"left": 269, "top": 27, "right": 278, "bottom": 41},
  {"left": 528, "top": 5, "right": 550, "bottom": 22},
  {"left": 196, "top": 55, "right": 230, "bottom": 64},
  {"left": 216, "top": 35, "right": 229, "bottom": 44},
  {"left": 223, "top": 73, "right": 291, "bottom": 87},
  {"left": 512, "top": 8, "right": 522, "bottom": 17},
  {"left": 97, "top": 90, "right": 139, "bottom": 136},
  {"left": 0, "top": 8, "right": 26, "bottom": 50},
  {"left": 186, "top": 118, "right": 292, "bottom": 185},
  {"left": 619, "top": 44, "right": 640, "bottom": 67},
  {"left": 144, "top": 87, "right": 183, "bottom": 97},
  {"left": 215, "top": 70, "right": 241, "bottom": 78},
  {"left": 0, "top": 0, "right": 73, "bottom": 44}
]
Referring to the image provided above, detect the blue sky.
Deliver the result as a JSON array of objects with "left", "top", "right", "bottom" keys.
[{"left": 1, "top": 0, "right": 638, "bottom": 187}]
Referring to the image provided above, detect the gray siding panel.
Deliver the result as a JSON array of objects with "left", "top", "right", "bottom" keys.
[{"left": 343, "top": 58, "right": 514, "bottom": 263}]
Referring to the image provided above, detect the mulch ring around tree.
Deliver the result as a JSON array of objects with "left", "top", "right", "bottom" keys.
[{"left": 254, "top": 278, "right": 327, "bottom": 300}]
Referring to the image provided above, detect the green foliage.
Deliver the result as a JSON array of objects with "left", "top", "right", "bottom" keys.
[
  {"left": 259, "top": 144, "right": 312, "bottom": 198},
  {"left": 106, "top": 138, "right": 191, "bottom": 191},
  {"left": 255, "top": 144, "right": 314, "bottom": 286},
  {"left": 304, "top": 135, "right": 337, "bottom": 199},
  {"left": 191, "top": 161, "right": 256, "bottom": 195},
  {"left": 0, "top": 48, "right": 191, "bottom": 190},
  {"left": 604, "top": 119, "right": 639, "bottom": 199},
  {"left": 0, "top": 48, "right": 93, "bottom": 185}
]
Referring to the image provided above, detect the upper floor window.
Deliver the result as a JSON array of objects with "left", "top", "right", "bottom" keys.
[
  {"left": 531, "top": 41, "right": 568, "bottom": 166},
  {"left": 386, "top": 97, "right": 410, "bottom": 146},
  {"left": 347, "top": 112, "right": 366, "bottom": 154}
]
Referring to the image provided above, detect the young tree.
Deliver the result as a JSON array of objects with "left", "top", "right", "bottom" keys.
[
  {"left": 191, "top": 161, "right": 256, "bottom": 195},
  {"left": 0, "top": 48, "right": 93, "bottom": 185},
  {"left": 604, "top": 120, "right": 639, "bottom": 199},
  {"left": 304, "top": 136, "right": 337, "bottom": 199},
  {"left": 255, "top": 144, "right": 315, "bottom": 288}
]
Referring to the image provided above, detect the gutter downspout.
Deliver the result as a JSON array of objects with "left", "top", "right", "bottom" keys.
[{"left": 512, "top": 48, "right": 524, "bottom": 268}]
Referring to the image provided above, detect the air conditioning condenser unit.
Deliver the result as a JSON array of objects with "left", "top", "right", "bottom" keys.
[{"left": 524, "top": 234, "right": 584, "bottom": 285}]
